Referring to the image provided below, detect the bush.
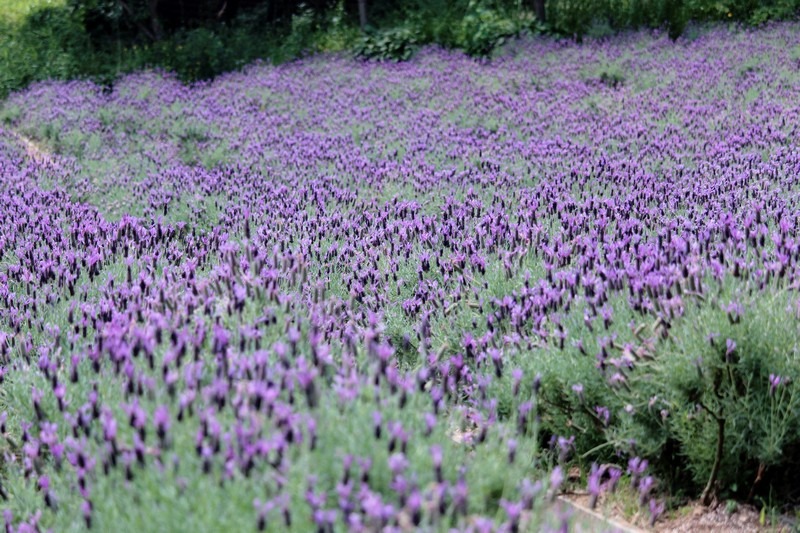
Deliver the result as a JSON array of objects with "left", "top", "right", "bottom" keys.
[
  {"left": 355, "top": 26, "right": 422, "bottom": 61},
  {"left": 565, "top": 290, "right": 800, "bottom": 504},
  {"left": 455, "top": 1, "right": 529, "bottom": 56},
  {"left": 547, "top": 0, "right": 595, "bottom": 39},
  {"left": 594, "top": 63, "right": 626, "bottom": 88},
  {"left": 1, "top": 0, "right": 799, "bottom": 98},
  {"left": 151, "top": 27, "right": 229, "bottom": 81},
  {"left": 627, "top": 293, "right": 800, "bottom": 503},
  {"left": 522, "top": 285, "right": 800, "bottom": 506},
  {"left": 546, "top": 0, "right": 690, "bottom": 40},
  {"left": 746, "top": 0, "right": 800, "bottom": 24},
  {"left": 544, "top": 0, "right": 793, "bottom": 41},
  {"left": 0, "top": 5, "right": 90, "bottom": 97}
]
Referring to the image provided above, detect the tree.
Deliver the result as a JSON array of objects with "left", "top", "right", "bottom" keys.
[
  {"left": 115, "top": 0, "right": 162, "bottom": 40},
  {"left": 358, "top": 0, "right": 367, "bottom": 29},
  {"left": 532, "top": 0, "right": 545, "bottom": 22}
]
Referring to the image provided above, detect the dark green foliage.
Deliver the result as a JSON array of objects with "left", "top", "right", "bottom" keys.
[
  {"left": 665, "top": 0, "right": 687, "bottom": 40},
  {"left": 638, "top": 295, "right": 800, "bottom": 502},
  {"left": 0, "top": 5, "right": 89, "bottom": 94},
  {"left": 546, "top": 0, "right": 798, "bottom": 40},
  {"left": 0, "top": 1, "right": 360, "bottom": 97},
  {"left": 355, "top": 26, "right": 421, "bottom": 60},
  {"left": 546, "top": 0, "right": 595, "bottom": 40},
  {"left": 456, "top": 0, "right": 527, "bottom": 55},
  {"left": 1, "top": 0, "right": 799, "bottom": 96},
  {"left": 547, "top": 0, "right": 690, "bottom": 40},
  {"left": 527, "top": 289, "right": 800, "bottom": 505},
  {"left": 354, "top": 0, "right": 531, "bottom": 59},
  {"left": 597, "top": 65, "right": 625, "bottom": 88},
  {"left": 356, "top": 0, "right": 539, "bottom": 59}
]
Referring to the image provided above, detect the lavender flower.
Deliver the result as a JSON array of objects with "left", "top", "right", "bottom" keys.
[{"left": 769, "top": 373, "right": 784, "bottom": 395}]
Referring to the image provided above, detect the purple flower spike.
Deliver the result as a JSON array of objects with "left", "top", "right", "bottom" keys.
[
  {"left": 725, "top": 339, "right": 736, "bottom": 361},
  {"left": 648, "top": 498, "right": 665, "bottom": 526},
  {"left": 507, "top": 438, "right": 517, "bottom": 464},
  {"left": 154, "top": 405, "right": 171, "bottom": 443},
  {"left": 769, "top": 373, "right": 784, "bottom": 396},
  {"left": 587, "top": 464, "right": 603, "bottom": 509},
  {"left": 430, "top": 444, "right": 444, "bottom": 483},
  {"left": 549, "top": 466, "right": 565, "bottom": 500},
  {"left": 571, "top": 383, "right": 584, "bottom": 402}
]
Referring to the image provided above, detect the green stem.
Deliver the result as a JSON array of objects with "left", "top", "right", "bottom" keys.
[{"left": 580, "top": 440, "right": 615, "bottom": 459}]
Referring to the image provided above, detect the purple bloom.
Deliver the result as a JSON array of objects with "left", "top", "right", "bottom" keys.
[
  {"left": 587, "top": 464, "right": 603, "bottom": 509},
  {"left": 725, "top": 339, "right": 737, "bottom": 361},
  {"left": 769, "top": 373, "right": 784, "bottom": 395},
  {"left": 638, "top": 475, "right": 655, "bottom": 504},
  {"left": 595, "top": 406, "right": 610, "bottom": 426},
  {"left": 571, "top": 383, "right": 584, "bottom": 401},
  {"left": 387, "top": 453, "right": 408, "bottom": 475},
  {"left": 154, "top": 405, "right": 170, "bottom": 441},
  {"left": 507, "top": 438, "right": 517, "bottom": 464},
  {"left": 550, "top": 466, "right": 564, "bottom": 495},
  {"left": 649, "top": 498, "right": 665, "bottom": 526}
]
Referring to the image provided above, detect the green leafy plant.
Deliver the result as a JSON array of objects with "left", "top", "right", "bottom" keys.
[
  {"left": 455, "top": 1, "right": 525, "bottom": 56},
  {"left": 355, "top": 25, "right": 422, "bottom": 61},
  {"left": 456, "top": 0, "right": 539, "bottom": 56},
  {"left": 617, "top": 292, "right": 800, "bottom": 503},
  {"left": 596, "top": 64, "right": 626, "bottom": 88}
]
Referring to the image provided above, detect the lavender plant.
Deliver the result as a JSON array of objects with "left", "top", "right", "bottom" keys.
[{"left": 0, "top": 22, "right": 799, "bottom": 531}]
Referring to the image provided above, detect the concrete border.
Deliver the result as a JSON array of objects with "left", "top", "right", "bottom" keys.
[{"left": 556, "top": 495, "right": 648, "bottom": 533}]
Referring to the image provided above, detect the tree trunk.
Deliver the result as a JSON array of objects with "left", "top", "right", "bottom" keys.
[
  {"left": 149, "top": 0, "right": 163, "bottom": 40},
  {"left": 358, "top": 0, "right": 367, "bottom": 30},
  {"left": 532, "top": 0, "right": 545, "bottom": 22}
]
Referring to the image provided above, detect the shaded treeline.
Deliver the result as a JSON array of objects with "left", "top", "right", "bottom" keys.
[{"left": 0, "top": 0, "right": 798, "bottom": 98}]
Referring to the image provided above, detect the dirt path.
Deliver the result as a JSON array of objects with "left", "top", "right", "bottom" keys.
[{"left": 6, "top": 129, "right": 53, "bottom": 164}]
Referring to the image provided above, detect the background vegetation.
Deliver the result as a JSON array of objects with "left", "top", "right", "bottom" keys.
[{"left": 1, "top": 0, "right": 799, "bottom": 97}]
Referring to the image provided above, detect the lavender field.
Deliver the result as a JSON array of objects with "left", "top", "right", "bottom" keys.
[{"left": 1, "top": 24, "right": 800, "bottom": 531}]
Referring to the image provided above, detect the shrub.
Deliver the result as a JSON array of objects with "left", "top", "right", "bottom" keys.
[
  {"left": 281, "top": 6, "right": 319, "bottom": 59},
  {"left": 614, "top": 291, "right": 800, "bottom": 503},
  {"left": 523, "top": 285, "right": 800, "bottom": 506},
  {"left": 547, "top": 0, "right": 595, "bottom": 39},
  {"left": 0, "top": 5, "right": 90, "bottom": 97},
  {"left": 747, "top": 0, "right": 800, "bottom": 24},
  {"left": 455, "top": 1, "right": 528, "bottom": 56},
  {"left": 596, "top": 64, "right": 626, "bottom": 88},
  {"left": 355, "top": 26, "right": 422, "bottom": 61}
]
